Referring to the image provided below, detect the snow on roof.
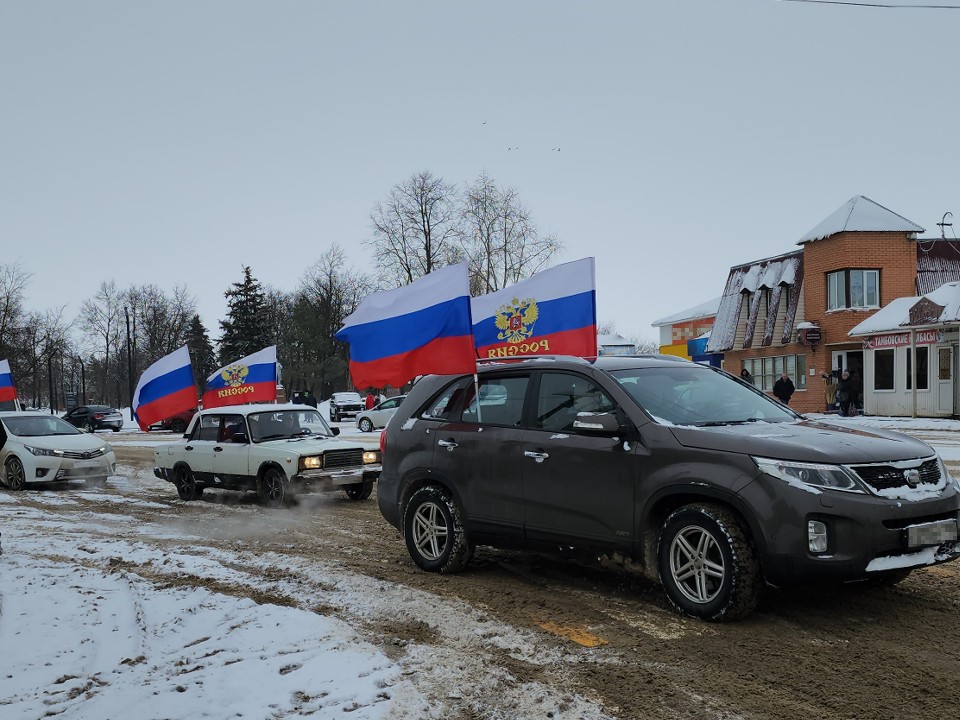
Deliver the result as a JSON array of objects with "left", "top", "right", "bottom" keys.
[
  {"left": 797, "top": 196, "right": 925, "bottom": 245},
  {"left": 848, "top": 282, "right": 960, "bottom": 336},
  {"left": 706, "top": 251, "right": 803, "bottom": 353},
  {"left": 651, "top": 296, "right": 722, "bottom": 327},
  {"left": 597, "top": 333, "right": 633, "bottom": 346},
  {"left": 916, "top": 239, "right": 960, "bottom": 294}
]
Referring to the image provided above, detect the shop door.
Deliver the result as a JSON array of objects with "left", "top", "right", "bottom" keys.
[{"left": 937, "top": 346, "right": 954, "bottom": 415}]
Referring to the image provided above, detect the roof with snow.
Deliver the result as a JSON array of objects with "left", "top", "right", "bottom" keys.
[
  {"left": 705, "top": 250, "right": 804, "bottom": 353},
  {"left": 651, "top": 296, "right": 722, "bottom": 327},
  {"left": 849, "top": 282, "right": 960, "bottom": 336},
  {"left": 797, "top": 196, "right": 925, "bottom": 245},
  {"left": 917, "top": 239, "right": 960, "bottom": 294}
]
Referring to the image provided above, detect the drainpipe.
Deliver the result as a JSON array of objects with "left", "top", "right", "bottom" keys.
[{"left": 911, "top": 329, "right": 917, "bottom": 419}]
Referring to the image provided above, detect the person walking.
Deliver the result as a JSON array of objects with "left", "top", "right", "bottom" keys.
[
  {"left": 836, "top": 371, "right": 854, "bottom": 417},
  {"left": 773, "top": 372, "right": 795, "bottom": 405},
  {"left": 302, "top": 389, "right": 318, "bottom": 408},
  {"left": 365, "top": 390, "right": 377, "bottom": 410}
]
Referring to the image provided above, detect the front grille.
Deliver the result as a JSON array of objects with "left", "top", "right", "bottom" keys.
[
  {"left": 62, "top": 448, "right": 105, "bottom": 460},
  {"left": 851, "top": 458, "right": 941, "bottom": 491},
  {"left": 323, "top": 449, "right": 363, "bottom": 469}
]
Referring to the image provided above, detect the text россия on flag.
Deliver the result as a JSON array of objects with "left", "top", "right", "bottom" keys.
[
  {"left": 470, "top": 257, "right": 598, "bottom": 359},
  {"left": 203, "top": 345, "right": 278, "bottom": 409},
  {"left": 131, "top": 346, "right": 198, "bottom": 431},
  {"left": 335, "top": 263, "right": 476, "bottom": 389}
]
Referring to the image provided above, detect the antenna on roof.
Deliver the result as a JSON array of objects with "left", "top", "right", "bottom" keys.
[{"left": 937, "top": 211, "right": 953, "bottom": 239}]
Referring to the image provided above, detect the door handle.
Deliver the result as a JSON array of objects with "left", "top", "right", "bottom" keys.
[
  {"left": 214, "top": 446, "right": 223, "bottom": 452},
  {"left": 524, "top": 450, "right": 549, "bottom": 463},
  {"left": 438, "top": 438, "right": 458, "bottom": 451},
  {"left": 185, "top": 446, "right": 193, "bottom": 451}
]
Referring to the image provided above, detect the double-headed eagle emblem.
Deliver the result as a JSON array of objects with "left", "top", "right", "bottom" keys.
[
  {"left": 220, "top": 364, "right": 249, "bottom": 387},
  {"left": 495, "top": 297, "right": 539, "bottom": 343}
]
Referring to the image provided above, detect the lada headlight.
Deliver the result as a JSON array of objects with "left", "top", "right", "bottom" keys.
[
  {"left": 299, "top": 456, "right": 322, "bottom": 471},
  {"left": 25, "top": 446, "right": 61, "bottom": 457},
  {"left": 363, "top": 451, "right": 380, "bottom": 464},
  {"left": 754, "top": 457, "right": 865, "bottom": 493}
]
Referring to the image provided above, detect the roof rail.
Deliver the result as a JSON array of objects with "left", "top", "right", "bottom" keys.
[{"left": 476, "top": 354, "right": 593, "bottom": 365}]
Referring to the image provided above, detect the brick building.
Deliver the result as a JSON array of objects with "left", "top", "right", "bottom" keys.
[{"left": 705, "top": 196, "right": 960, "bottom": 415}]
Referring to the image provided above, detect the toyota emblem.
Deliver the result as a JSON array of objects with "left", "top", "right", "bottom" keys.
[{"left": 904, "top": 469, "right": 921, "bottom": 487}]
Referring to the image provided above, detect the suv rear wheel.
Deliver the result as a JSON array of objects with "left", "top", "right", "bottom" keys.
[
  {"left": 657, "top": 503, "right": 760, "bottom": 622},
  {"left": 403, "top": 485, "right": 472, "bottom": 573}
]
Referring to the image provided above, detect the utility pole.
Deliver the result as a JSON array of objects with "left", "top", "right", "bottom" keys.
[{"left": 124, "top": 306, "right": 134, "bottom": 420}]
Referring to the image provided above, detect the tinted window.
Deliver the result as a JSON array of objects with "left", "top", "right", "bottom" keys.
[
  {"left": 536, "top": 373, "right": 614, "bottom": 432},
  {"left": 422, "top": 379, "right": 471, "bottom": 420},
  {"left": 460, "top": 376, "right": 529, "bottom": 426}
]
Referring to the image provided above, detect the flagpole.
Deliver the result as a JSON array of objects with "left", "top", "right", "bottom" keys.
[{"left": 473, "top": 372, "right": 482, "bottom": 423}]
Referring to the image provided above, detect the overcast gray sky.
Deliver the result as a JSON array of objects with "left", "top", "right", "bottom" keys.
[{"left": 3, "top": 0, "right": 958, "bottom": 343}]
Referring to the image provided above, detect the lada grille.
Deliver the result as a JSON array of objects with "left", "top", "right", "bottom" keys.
[
  {"left": 323, "top": 449, "right": 363, "bottom": 469},
  {"left": 62, "top": 448, "right": 106, "bottom": 460},
  {"left": 850, "top": 458, "right": 941, "bottom": 491}
]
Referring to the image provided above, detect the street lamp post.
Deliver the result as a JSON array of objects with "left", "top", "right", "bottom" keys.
[{"left": 124, "top": 306, "right": 134, "bottom": 420}]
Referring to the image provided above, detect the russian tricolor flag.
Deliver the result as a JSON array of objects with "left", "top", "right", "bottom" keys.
[
  {"left": 203, "top": 345, "right": 278, "bottom": 409},
  {"left": 0, "top": 359, "right": 18, "bottom": 403},
  {"left": 335, "top": 263, "right": 477, "bottom": 389},
  {"left": 132, "top": 346, "right": 198, "bottom": 431},
  {"left": 471, "top": 257, "right": 598, "bottom": 359}
]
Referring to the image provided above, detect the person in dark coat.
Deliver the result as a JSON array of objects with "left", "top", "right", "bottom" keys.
[
  {"left": 773, "top": 372, "right": 795, "bottom": 405},
  {"left": 303, "top": 389, "right": 318, "bottom": 408},
  {"left": 740, "top": 368, "right": 754, "bottom": 385},
  {"left": 836, "top": 371, "right": 854, "bottom": 417}
]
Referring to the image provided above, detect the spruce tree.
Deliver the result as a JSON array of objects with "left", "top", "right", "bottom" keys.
[
  {"left": 218, "top": 266, "right": 272, "bottom": 363},
  {"left": 185, "top": 314, "right": 217, "bottom": 390}
]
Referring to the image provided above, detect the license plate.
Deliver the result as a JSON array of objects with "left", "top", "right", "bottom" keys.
[
  {"left": 907, "top": 520, "right": 958, "bottom": 548},
  {"left": 74, "top": 460, "right": 100, "bottom": 469}
]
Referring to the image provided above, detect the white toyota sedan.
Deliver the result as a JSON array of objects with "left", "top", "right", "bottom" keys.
[{"left": 0, "top": 411, "right": 117, "bottom": 490}]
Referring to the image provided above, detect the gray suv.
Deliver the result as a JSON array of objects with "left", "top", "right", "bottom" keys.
[{"left": 377, "top": 356, "right": 960, "bottom": 621}]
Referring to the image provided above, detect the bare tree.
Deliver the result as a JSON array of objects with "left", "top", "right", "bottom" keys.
[
  {"left": 0, "top": 262, "right": 32, "bottom": 356},
  {"left": 79, "top": 281, "right": 124, "bottom": 405},
  {"left": 461, "top": 174, "right": 563, "bottom": 295},
  {"left": 368, "top": 171, "right": 461, "bottom": 286}
]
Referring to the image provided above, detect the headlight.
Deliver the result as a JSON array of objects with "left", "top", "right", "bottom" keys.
[
  {"left": 363, "top": 451, "right": 380, "bottom": 465},
  {"left": 25, "top": 445, "right": 61, "bottom": 457},
  {"left": 939, "top": 456, "right": 960, "bottom": 491},
  {"left": 754, "top": 456, "right": 864, "bottom": 493},
  {"left": 299, "top": 456, "right": 322, "bottom": 471}
]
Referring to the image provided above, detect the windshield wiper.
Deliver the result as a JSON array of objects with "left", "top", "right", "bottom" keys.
[{"left": 693, "top": 418, "right": 764, "bottom": 427}]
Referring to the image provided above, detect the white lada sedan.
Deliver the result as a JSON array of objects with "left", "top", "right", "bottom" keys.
[
  {"left": 154, "top": 404, "right": 381, "bottom": 508},
  {"left": 0, "top": 411, "right": 117, "bottom": 489}
]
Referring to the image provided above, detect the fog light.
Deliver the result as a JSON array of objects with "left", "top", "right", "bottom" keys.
[
  {"left": 808, "top": 520, "right": 828, "bottom": 553},
  {"left": 36, "top": 468, "right": 49, "bottom": 478}
]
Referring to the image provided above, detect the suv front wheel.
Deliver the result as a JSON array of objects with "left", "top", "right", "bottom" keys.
[
  {"left": 403, "top": 485, "right": 472, "bottom": 573},
  {"left": 657, "top": 503, "right": 760, "bottom": 622}
]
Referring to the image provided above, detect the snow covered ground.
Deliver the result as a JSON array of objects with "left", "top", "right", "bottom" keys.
[{"left": 2, "top": 410, "right": 960, "bottom": 718}]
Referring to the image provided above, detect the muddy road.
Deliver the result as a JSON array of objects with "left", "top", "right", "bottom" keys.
[{"left": 9, "top": 440, "right": 960, "bottom": 719}]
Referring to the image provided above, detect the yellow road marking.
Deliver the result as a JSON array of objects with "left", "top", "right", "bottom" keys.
[{"left": 538, "top": 621, "right": 608, "bottom": 647}]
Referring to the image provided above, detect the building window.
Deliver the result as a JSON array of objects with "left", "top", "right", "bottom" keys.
[
  {"left": 874, "top": 349, "right": 895, "bottom": 390},
  {"left": 827, "top": 269, "right": 879, "bottom": 310},
  {"left": 743, "top": 355, "right": 807, "bottom": 391},
  {"left": 906, "top": 347, "right": 930, "bottom": 391}
]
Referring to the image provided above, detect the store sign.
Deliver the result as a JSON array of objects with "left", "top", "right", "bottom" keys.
[
  {"left": 799, "top": 327, "right": 822, "bottom": 345},
  {"left": 862, "top": 329, "right": 943, "bottom": 350}
]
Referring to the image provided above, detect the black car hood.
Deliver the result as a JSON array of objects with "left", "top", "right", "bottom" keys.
[{"left": 668, "top": 419, "right": 934, "bottom": 464}]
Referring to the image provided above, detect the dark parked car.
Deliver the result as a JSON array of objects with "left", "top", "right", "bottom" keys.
[
  {"left": 378, "top": 355, "right": 960, "bottom": 621},
  {"left": 149, "top": 408, "right": 197, "bottom": 434},
  {"left": 329, "top": 392, "right": 364, "bottom": 423},
  {"left": 62, "top": 405, "right": 124, "bottom": 433}
]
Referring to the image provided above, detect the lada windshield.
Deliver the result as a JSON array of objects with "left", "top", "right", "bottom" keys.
[
  {"left": 248, "top": 409, "right": 335, "bottom": 442},
  {"left": 611, "top": 365, "right": 800, "bottom": 427}
]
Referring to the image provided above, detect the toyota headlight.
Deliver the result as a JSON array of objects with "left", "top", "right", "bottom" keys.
[
  {"left": 754, "top": 457, "right": 864, "bottom": 493},
  {"left": 25, "top": 445, "right": 61, "bottom": 457}
]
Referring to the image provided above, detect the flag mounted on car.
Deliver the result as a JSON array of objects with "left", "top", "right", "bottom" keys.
[
  {"left": 470, "top": 257, "right": 598, "bottom": 359},
  {"left": 0, "top": 359, "right": 18, "bottom": 404},
  {"left": 131, "top": 346, "right": 198, "bottom": 431},
  {"left": 335, "top": 263, "right": 476, "bottom": 389},
  {"left": 203, "top": 345, "right": 279, "bottom": 409}
]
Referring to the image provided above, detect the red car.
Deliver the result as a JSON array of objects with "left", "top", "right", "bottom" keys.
[{"left": 151, "top": 408, "right": 197, "bottom": 434}]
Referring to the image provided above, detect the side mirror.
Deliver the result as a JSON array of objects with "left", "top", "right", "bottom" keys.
[
  {"left": 331, "top": 427, "right": 340, "bottom": 436},
  {"left": 572, "top": 412, "right": 622, "bottom": 436},
  {"left": 231, "top": 432, "right": 249, "bottom": 444}
]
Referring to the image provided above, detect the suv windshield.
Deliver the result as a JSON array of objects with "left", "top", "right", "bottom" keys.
[
  {"left": 248, "top": 409, "right": 334, "bottom": 442},
  {"left": 611, "top": 365, "right": 799, "bottom": 426},
  {"left": 332, "top": 393, "right": 362, "bottom": 402}
]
